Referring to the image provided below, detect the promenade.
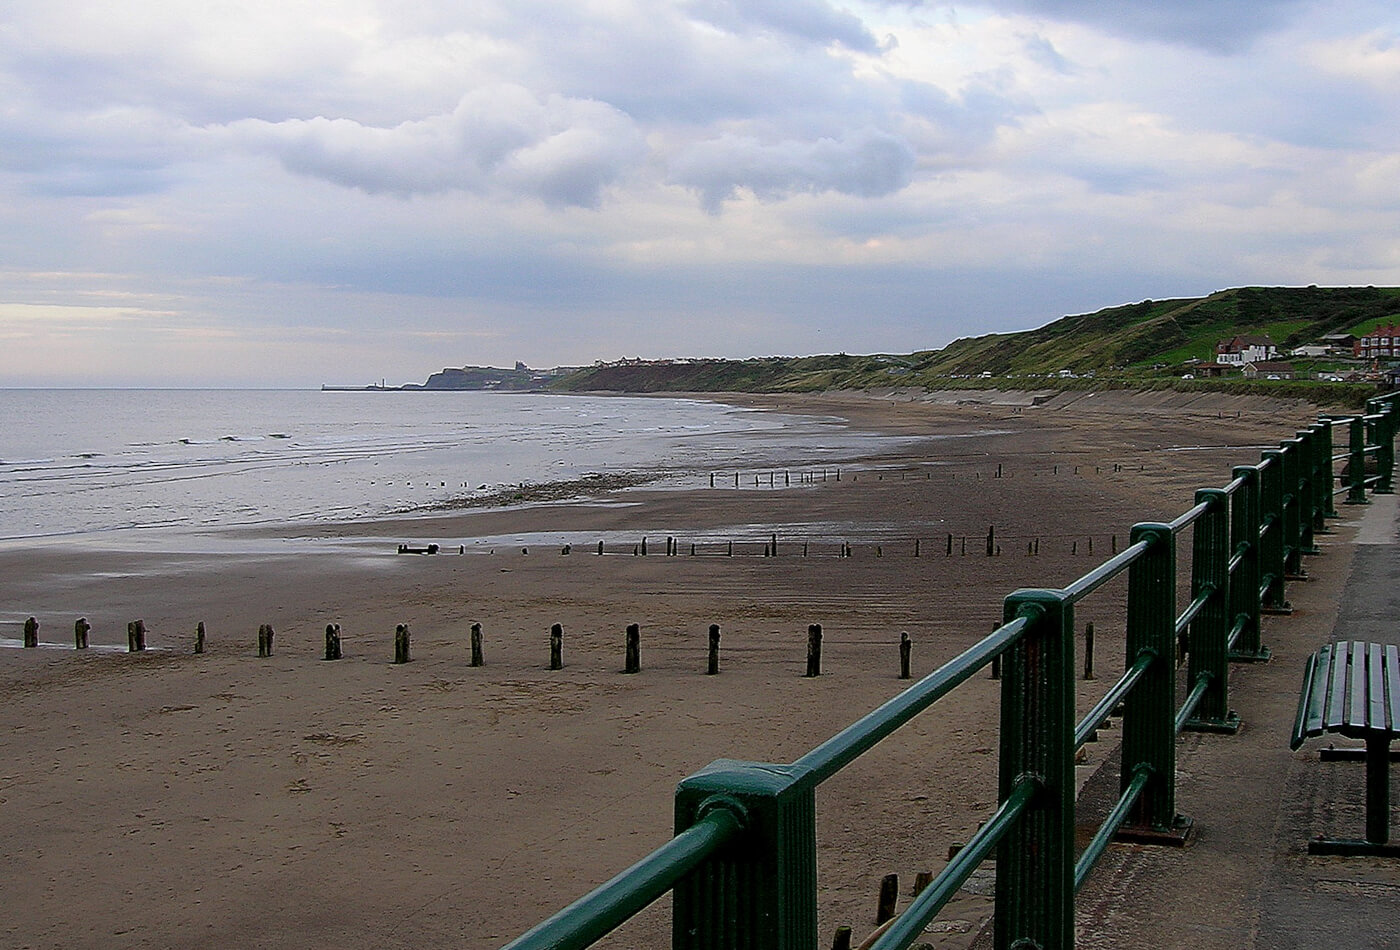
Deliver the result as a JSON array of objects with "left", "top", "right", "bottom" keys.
[{"left": 1073, "top": 493, "right": 1400, "bottom": 949}]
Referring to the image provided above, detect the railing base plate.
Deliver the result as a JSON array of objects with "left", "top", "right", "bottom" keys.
[
  {"left": 1116, "top": 815, "right": 1193, "bottom": 848},
  {"left": 1230, "top": 646, "right": 1273, "bottom": 663},
  {"left": 1262, "top": 603, "right": 1293, "bottom": 615},
  {"left": 1182, "top": 712, "right": 1242, "bottom": 735}
]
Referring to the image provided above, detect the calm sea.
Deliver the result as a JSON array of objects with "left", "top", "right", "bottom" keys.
[{"left": 0, "top": 390, "right": 904, "bottom": 548}]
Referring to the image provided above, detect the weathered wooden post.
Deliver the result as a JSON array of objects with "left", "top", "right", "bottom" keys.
[
  {"left": 133, "top": 619, "right": 147, "bottom": 652},
  {"left": 394, "top": 623, "right": 411, "bottom": 664},
  {"left": 899, "top": 631, "right": 912, "bottom": 679},
  {"left": 324, "top": 623, "right": 341, "bottom": 660},
  {"left": 550, "top": 623, "right": 563, "bottom": 670},
  {"left": 23, "top": 616, "right": 38, "bottom": 648},
  {"left": 805, "top": 623, "right": 822, "bottom": 677},
  {"left": 470, "top": 622, "right": 484, "bottom": 667},
  {"left": 985, "top": 526, "right": 995, "bottom": 556},
  {"left": 914, "top": 870, "right": 934, "bottom": 895},
  {"left": 257, "top": 623, "right": 273, "bottom": 658},
  {"left": 194, "top": 621, "right": 206, "bottom": 655},
  {"left": 877, "top": 872, "right": 899, "bottom": 924},
  {"left": 707, "top": 623, "right": 720, "bottom": 674},
  {"left": 74, "top": 617, "right": 90, "bottom": 650},
  {"left": 128, "top": 621, "right": 137, "bottom": 653},
  {"left": 624, "top": 623, "right": 640, "bottom": 673},
  {"left": 1083, "top": 622, "right": 1095, "bottom": 680}
]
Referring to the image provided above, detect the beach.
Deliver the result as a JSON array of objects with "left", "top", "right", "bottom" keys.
[{"left": 0, "top": 389, "right": 1331, "bottom": 949}]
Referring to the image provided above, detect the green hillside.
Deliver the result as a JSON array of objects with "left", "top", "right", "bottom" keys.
[
  {"left": 909, "top": 285, "right": 1400, "bottom": 377},
  {"left": 553, "top": 287, "right": 1400, "bottom": 404}
]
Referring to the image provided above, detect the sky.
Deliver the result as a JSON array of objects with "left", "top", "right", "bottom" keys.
[{"left": 2, "top": 0, "right": 1398, "bottom": 387}]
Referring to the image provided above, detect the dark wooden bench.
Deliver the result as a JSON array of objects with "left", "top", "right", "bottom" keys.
[{"left": 1291, "top": 640, "right": 1400, "bottom": 855}]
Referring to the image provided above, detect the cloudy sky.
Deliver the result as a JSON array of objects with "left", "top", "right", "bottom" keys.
[{"left": 2, "top": 0, "right": 1397, "bottom": 387}]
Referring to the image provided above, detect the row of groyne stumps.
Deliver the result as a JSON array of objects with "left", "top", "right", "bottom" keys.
[
  {"left": 401, "top": 529, "right": 1124, "bottom": 559},
  {"left": 9, "top": 616, "right": 1113, "bottom": 686}
]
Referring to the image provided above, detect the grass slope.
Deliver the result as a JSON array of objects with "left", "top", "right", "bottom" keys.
[{"left": 555, "top": 286, "right": 1400, "bottom": 404}]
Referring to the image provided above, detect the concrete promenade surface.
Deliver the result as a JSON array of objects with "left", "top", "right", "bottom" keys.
[{"left": 1074, "top": 493, "right": 1400, "bottom": 949}]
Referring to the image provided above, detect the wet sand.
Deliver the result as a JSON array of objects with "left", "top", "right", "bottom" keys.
[{"left": 0, "top": 390, "right": 1328, "bottom": 949}]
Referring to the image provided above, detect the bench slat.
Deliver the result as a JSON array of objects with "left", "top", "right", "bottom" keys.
[
  {"left": 1327, "top": 642, "right": 1350, "bottom": 729},
  {"left": 1293, "top": 650, "right": 1323, "bottom": 749},
  {"left": 1370, "top": 642, "right": 1387, "bottom": 733},
  {"left": 1388, "top": 644, "right": 1400, "bottom": 734},
  {"left": 1348, "top": 641, "right": 1368, "bottom": 729}
]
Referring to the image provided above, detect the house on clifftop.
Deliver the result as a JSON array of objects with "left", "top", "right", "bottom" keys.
[{"left": 1216, "top": 334, "right": 1278, "bottom": 365}]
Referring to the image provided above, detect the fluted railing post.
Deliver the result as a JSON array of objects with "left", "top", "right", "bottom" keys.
[
  {"left": 673, "top": 761, "right": 817, "bottom": 950},
  {"left": 995, "top": 589, "right": 1074, "bottom": 950},
  {"left": 1121, "top": 523, "right": 1182, "bottom": 834},
  {"left": 1259, "top": 451, "right": 1289, "bottom": 612},
  {"left": 1229, "top": 466, "right": 1268, "bottom": 660},
  {"left": 1346, "top": 416, "right": 1369, "bottom": 505},
  {"left": 1185, "top": 490, "right": 1238, "bottom": 731}
]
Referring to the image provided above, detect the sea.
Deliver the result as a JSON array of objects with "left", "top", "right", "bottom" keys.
[{"left": 0, "top": 389, "right": 913, "bottom": 551}]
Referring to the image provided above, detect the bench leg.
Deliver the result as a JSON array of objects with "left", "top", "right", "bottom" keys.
[
  {"left": 1308, "top": 735, "right": 1399, "bottom": 856},
  {"left": 1367, "top": 734, "right": 1390, "bottom": 846}
]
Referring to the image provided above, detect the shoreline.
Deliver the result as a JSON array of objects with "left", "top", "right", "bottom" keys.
[{"left": 0, "top": 388, "right": 1335, "bottom": 949}]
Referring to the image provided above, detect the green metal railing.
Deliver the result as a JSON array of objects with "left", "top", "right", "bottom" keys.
[{"left": 503, "top": 393, "right": 1399, "bottom": 950}]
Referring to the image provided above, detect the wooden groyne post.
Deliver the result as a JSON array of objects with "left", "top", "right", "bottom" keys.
[
  {"left": 23, "top": 616, "right": 38, "bottom": 648},
  {"left": 257, "top": 623, "right": 274, "bottom": 657},
  {"left": 624, "top": 623, "right": 640, "bottom": 673},
  {"left": 194, "top": 621, "right": 206, "bottom": 655},
  {"left": 471, "top": 623, "right": 484, "bottom": 667},
  {"left": 394, "top": 623, "right": 411, "bottom": 664},
  {"left": 707, "top": 624, "right": 720, "bottom": 675},
  {"left": 74, "top": 617, "right": 90, "bottom": 650},
  {"left": 128, "top": 620, "right": 147, "bottom": 653},
  {"left": 806, "top": 623, "right": 823, "bottom": 677},
  {"left": 899, "top": 632, "right": 912, "bottom": 680},
  {"left": 325, "top": 623, "right": 341, "bottom": 660},
  {"left": 550, "top": 623, "right": 563, "bottom": 670}
]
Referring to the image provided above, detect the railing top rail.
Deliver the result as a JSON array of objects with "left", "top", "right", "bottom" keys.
[
  {"left": 1062, "top": 539, "right": 1150, "bottom": 604},
  {"left": 1167, "top": 499, "right": 1213, "bottom": 534},
  {"left": 500, "top": 805, "right": 742, "bottom": 950},
  {"left": 1223, "top": 472, "right": 1249, "bottom": 495},
  {"left": 792, "top": 615, "right": 1030, "bottom": 784}
]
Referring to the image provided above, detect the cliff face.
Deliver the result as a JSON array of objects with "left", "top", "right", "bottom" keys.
[{"left": 416, "top": 366, "right": 544, "bottom": 390}]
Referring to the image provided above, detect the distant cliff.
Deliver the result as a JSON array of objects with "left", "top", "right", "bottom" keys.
[{"left": 409, "top": 363, "right": 579, "bottom": 391}]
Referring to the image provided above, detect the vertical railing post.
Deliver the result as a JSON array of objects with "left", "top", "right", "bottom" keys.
[
  {"left": 1259, "top": 451, "right": 1290, "bottom": 613},
  {"left": 996, "top": 589, "right": 1074, "bottom": 950},
  {"left": 1346, "top": 416, "right": 1369, "bottom": 505},
  {"left": 1369, "top": 398, "right": 1395, "bottom": 494},
  {"left": 1280, "top": 439, "right": 1304, "bottom": 577},
  {"left": 1229, "top": 466, "right": 1268, "bottom": 661},
  {"left": 1313, "top": 421, "right": 1337, "bottom": 525},
  {"left": 1294, "top": 430, "right": 1319, "bottom": 555},
  {"left": 1120, "top": 524, "right": 1187, "bottom": 838},
  {"left": 1185, "top": 490, "right": 1239, "bottom": 732},
  {"left": 673, "top": 760, "right": 817, "bottom": 950}
]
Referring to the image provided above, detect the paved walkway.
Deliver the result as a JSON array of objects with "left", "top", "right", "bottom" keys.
[{"left": 1073, "top": 493, "right": 1400, "bottom": 949}]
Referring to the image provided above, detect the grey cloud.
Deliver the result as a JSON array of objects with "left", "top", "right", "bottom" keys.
[
  {"left": 890, "top": 0, "right": 1311, "bottom": 52},
  {"left": 683, "top": 0, "right": 881, "bottom": 52},
  {"left": 223, "top": 86, "right": 646, "bottom": 207},
  {"left": 668, "top": 128, "right": 917, "bottom": 212}
]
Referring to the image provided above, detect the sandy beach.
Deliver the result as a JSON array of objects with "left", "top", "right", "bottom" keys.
[{"left": 0, "top": 389, "right": 1333, "bottom": 949}]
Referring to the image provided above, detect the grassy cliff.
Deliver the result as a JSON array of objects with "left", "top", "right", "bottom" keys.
[{"left": 553, "top": 286, "right": 1400, "bottom": 405}]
